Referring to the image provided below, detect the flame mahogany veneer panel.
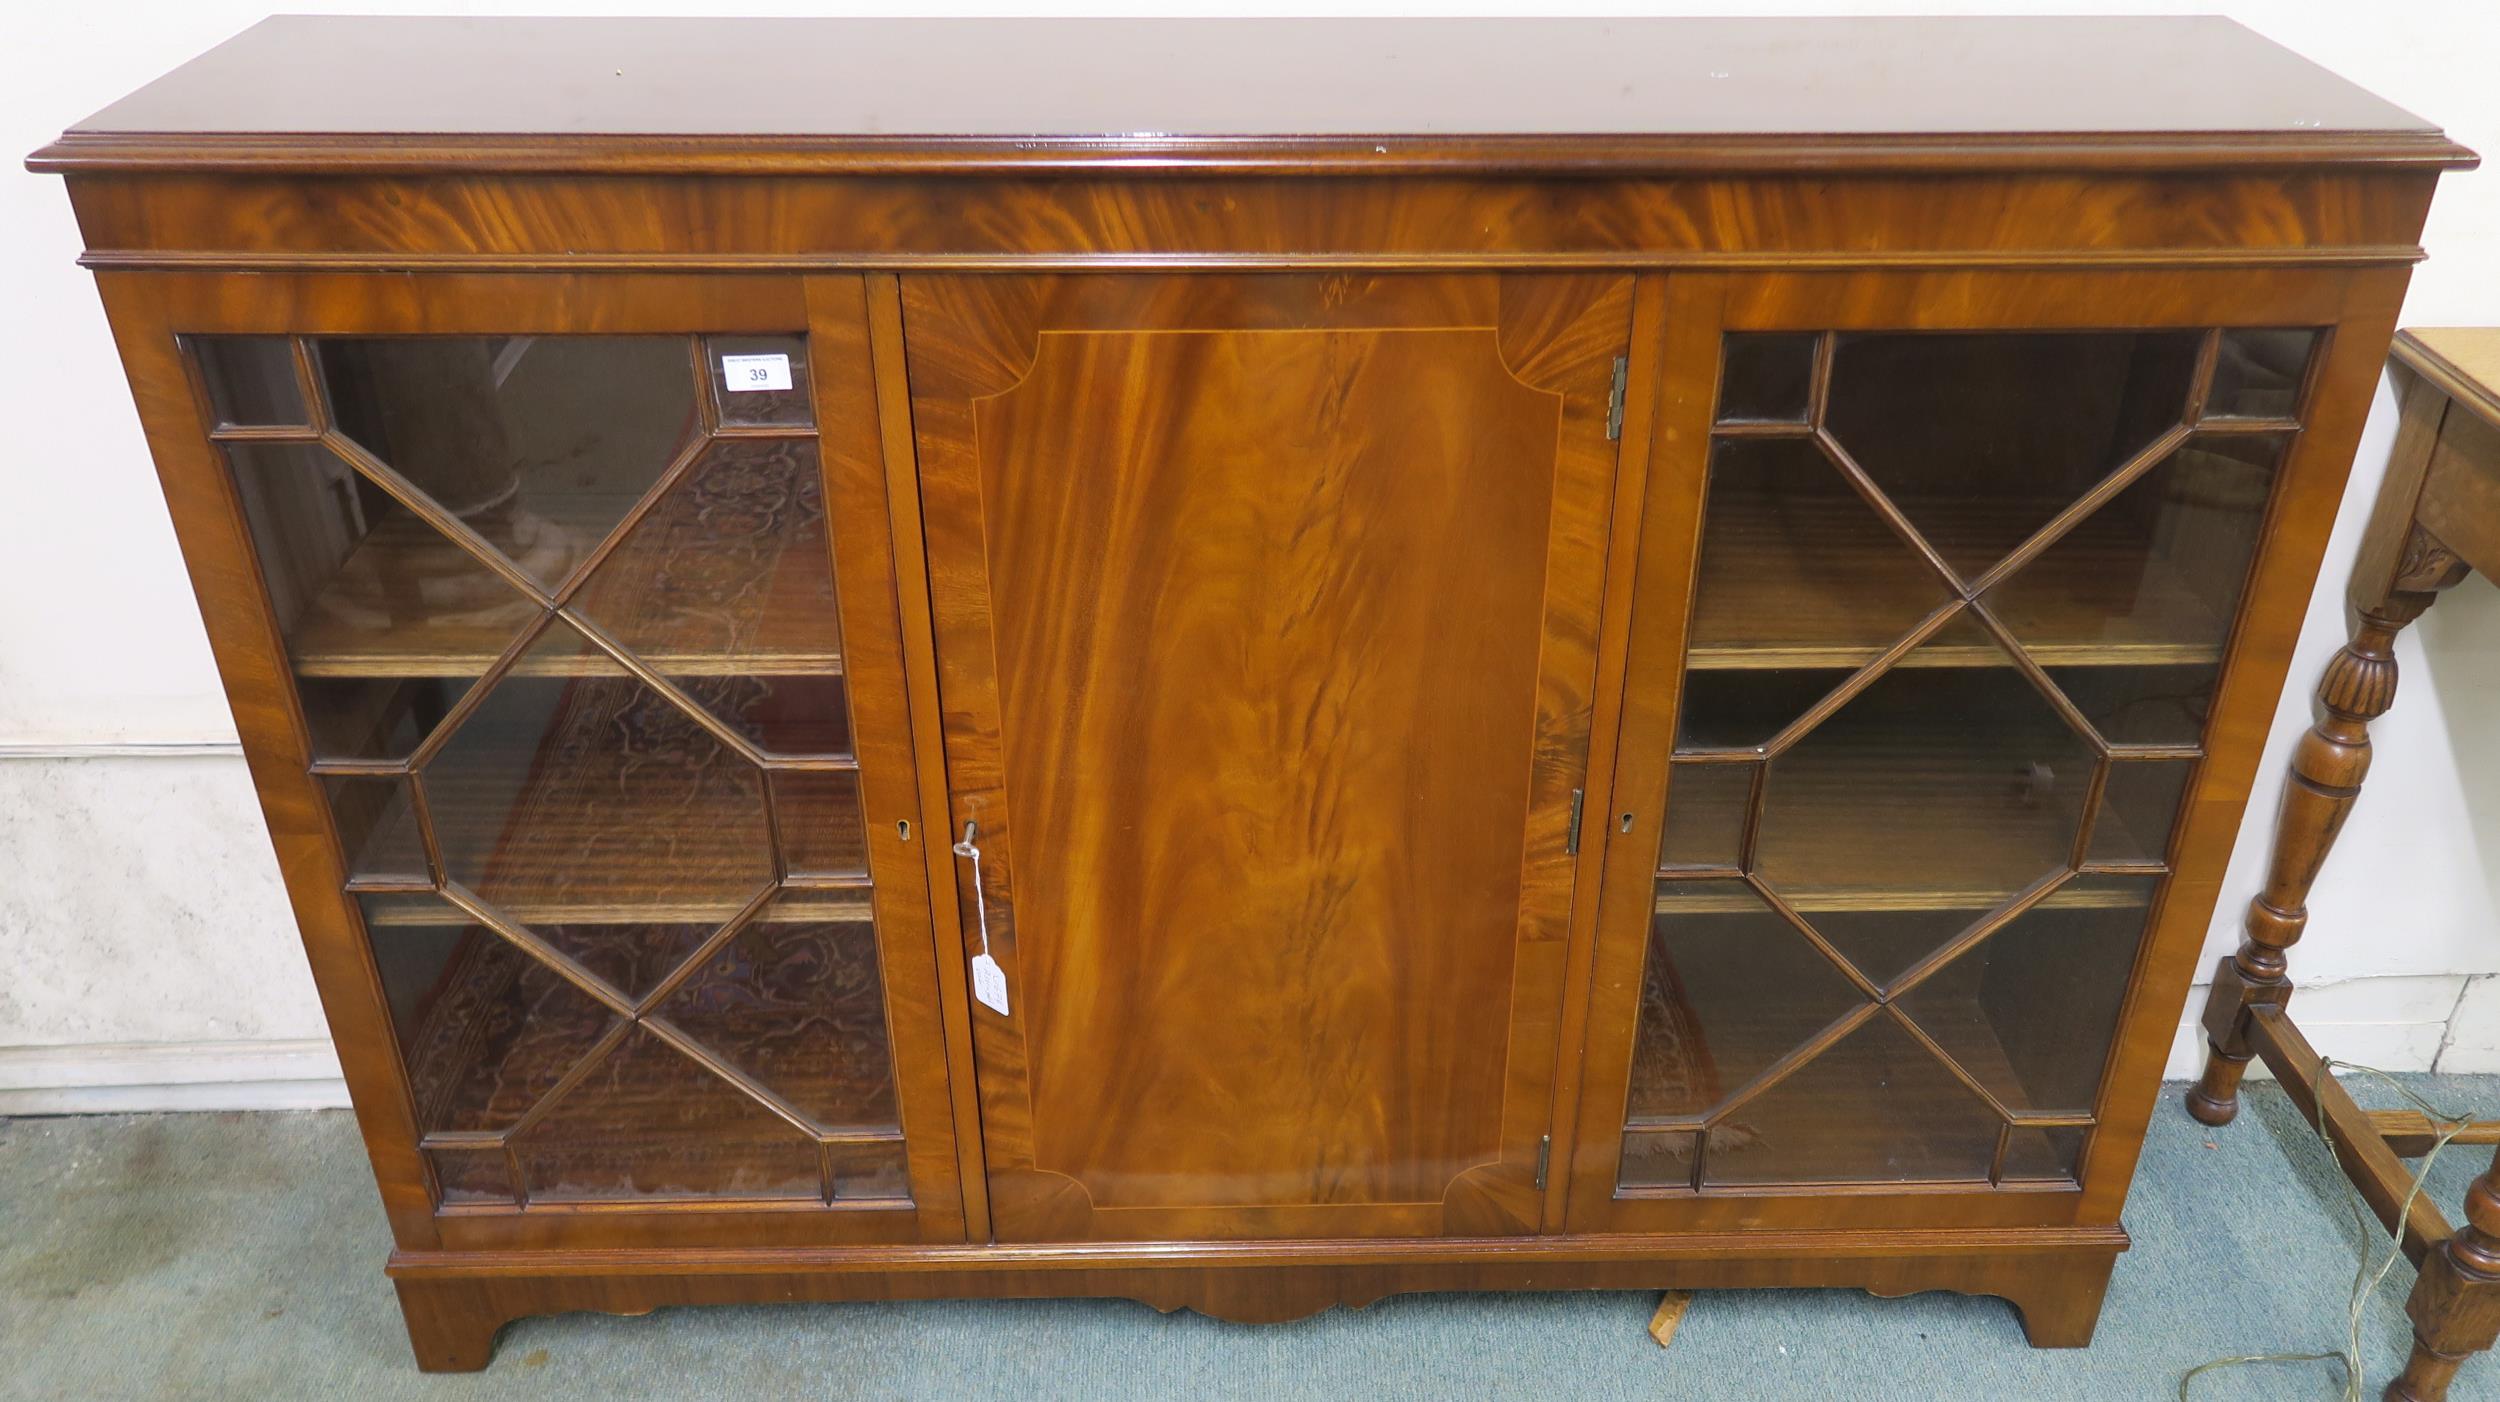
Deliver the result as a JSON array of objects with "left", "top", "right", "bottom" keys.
[{"left": 904, "top": 272, "right": 1628, "bottom": 1242}]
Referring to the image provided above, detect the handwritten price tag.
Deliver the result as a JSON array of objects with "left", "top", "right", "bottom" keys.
[{"left": 972, "top": 953, "right": 1010, "bottom": 1015}]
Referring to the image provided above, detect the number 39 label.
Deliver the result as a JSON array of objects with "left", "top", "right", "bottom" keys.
[{"left": 720, "top": 353, "right": 793, "bottom": 392}]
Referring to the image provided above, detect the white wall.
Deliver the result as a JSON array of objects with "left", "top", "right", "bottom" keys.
[{"left": 3, "top": 1, "right": 2496, "bottom": 1111}]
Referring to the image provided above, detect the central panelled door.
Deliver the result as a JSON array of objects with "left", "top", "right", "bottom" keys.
[{"left": 904, "top": 274, "right": 1632, "bottom": 1241}]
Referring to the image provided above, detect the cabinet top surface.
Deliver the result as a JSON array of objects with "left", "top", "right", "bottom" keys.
[{"left": 31, "top": 15, "right": 2469, "bottom": 176}]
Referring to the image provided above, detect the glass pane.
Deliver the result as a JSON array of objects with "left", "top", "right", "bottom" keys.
[
  {"left": 510, "top": 1026, "right": 821, "bottom": 1201},
  {"left": 1683, "top": 436, "right": 1954, "bottom": 690},
  {"left": 1658, "top": 761, "right": 1751, "bottom": 869},
  {"left": 1657, "top": 322, "right": 2291, "bottom": 1193},
  {"left": 708, "top": 334, "right": 814, "bottom": 428},
  {"left": 1704, "top": 1014, "right": 2000, "bottom": 1185},
  {"left": 323, "top": 774, "right": 427, "bottom": 881},
  {"left": 1628, "top": 881, "right": 1867, "bottom": 1121},
  {"left": 2089, "top": 760, "right": 2197, "bottom": 866},
  {"left": 667, "top": 675, "right": 852, "bottom": 758},
  {"left": 1674, "top": 668, "right": 1849, "bottom": 753},
  {"left": 215, "top": 327, "right": 903, "bottom": 1211},
  {"left": 294, "top": 677, "right": 479, "bottom": 764},
  {"left": 1986, "top": 433, "right": 2285, "bottom": 696},
  {"left": 225, "top": 440, "right": 533, "bottom": 761},
  {"left": 1897, "top": 875, "right": 2159, "bottom": 1115},
  {"left": 1809, "top": 907, "right": 1992, "bottom": 993},
  {"left": 2206, "top": 329, "right": 2318, "bottom": 420},
  {"left": 429, "top": 1148, "right": 514, "bottom": 1206},
  {"left": 1618, "top": 1129, "right": 1699, "bottom": 1190},
  {"left": 654, "top": 908, "right": 899, "bottom": 1133},
  {"left": 357, "top": 892, "right": 620, "bottom": 1136},
  {"left": 1754, "top": 639, "right": 2097, "bottom": 916},
  {"left": 568, "top": 437, "right": 851, "bottom": 755},
  {"left": 1716, "top": 333, "right": 1816, "bottom": 423},
  {"left": 422, "top": 617, "right": 775, "bottom": 927},
  {"left": 828, "top": 1141, "right": 912, "bottom": 1202},
  {"left": 2049, "top": 663, "right": 2219, "bottom": 750},
  {"left": 192, "top": 336, "right": 306, "bottom": 427},
  {"left": 774, "top": 770, "right": 870, "bottom": 878},
  {"left": 317, "top": 336, "right": 700, "bottom": 591},
  {"left": 1824, "top": 331, "right": 2202, "bottom": 579},
  {"left": 2001, "top": 1125, "right": 2089, "bottom": 1183},
  {"left": 530, "top": 922, "right": 720, "bottom": 1004}
]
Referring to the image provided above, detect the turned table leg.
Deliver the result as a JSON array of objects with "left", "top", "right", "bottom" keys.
[
  {"left": 2386, "top": 1149, "right": 2500, "bottom": 1402},
  {"left": 2187, "top": 525, "right": 2466, "bottom": 1126}
]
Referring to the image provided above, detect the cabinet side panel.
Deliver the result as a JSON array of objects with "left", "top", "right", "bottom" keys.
[
  {"left": 2078, "top": 266, "right": 2415, "bottom": 1221},
  {"left": 94, "top": 272, "right": 441, "bottom": 1248}
]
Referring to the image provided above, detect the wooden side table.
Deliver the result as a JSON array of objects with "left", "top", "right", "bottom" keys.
[{"left": 2188, "top": 328, "right": 2500, "bottom": 1402}]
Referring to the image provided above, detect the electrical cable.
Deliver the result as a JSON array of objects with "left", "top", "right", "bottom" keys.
[{"left": 2178, "top": 1059, "right": 2475, "bottom": 1400}]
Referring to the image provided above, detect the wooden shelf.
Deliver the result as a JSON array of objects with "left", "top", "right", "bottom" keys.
[
  {"left": 359, "top": 885, "right": 874, "bottom": 929},
  {"left": 286, "top": 497, "right": 843, "bottom": 679},
  {"left": 1654, "top": 881, "right": 2143, "bottom": 917},
  {"left": 1688, "top": 491, "right": 2230, "bottom": 671},
  {"left": 339, "top": 664, "right": 868, "bottom": 926},
  {"left": 406, "top": 750, "right": 866, "bottom": 924}
]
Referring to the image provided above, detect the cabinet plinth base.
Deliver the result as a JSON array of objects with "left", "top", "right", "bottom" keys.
[{"left": 387, "top": 1231, "right": 2124, "bottom": 1370}]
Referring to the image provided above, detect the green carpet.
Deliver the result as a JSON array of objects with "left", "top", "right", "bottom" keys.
[{"left": 4, "top": 1077, "right": 2496, "bottom": 1400}]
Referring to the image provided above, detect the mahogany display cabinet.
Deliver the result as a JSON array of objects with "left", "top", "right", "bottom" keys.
[{"left": 30, "top": 16, "right": 2476, "bottom": 1371}]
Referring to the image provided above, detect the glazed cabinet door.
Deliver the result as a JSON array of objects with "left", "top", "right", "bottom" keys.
[
  {"left": 103, "top": 273, "right": 968, "bottom": 1249},
  {"left": 903, "top": 273, "right": 1635, "bottom": 1242},
  {"left": 1562, "top": 269, "right": 2389, "bottom": 1233}
]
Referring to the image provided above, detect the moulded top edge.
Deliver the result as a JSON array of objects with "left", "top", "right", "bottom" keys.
[
  {"left": 24, "top": 129, "right": 2483, "bottom": 180},
  {"left": 24, "top": 15, "right": 2479, "bottom": 179}
]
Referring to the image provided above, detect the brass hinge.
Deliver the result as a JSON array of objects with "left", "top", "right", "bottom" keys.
[
  {"left": 1535, "top": 1134, "right": 1552, "bottom": 1190},
  {"left": 1606, "top": 356, "right": 1629, "bottom": 441},
  {"left": 1565, "top": 787, "right": 1585, "bottom": 855}
]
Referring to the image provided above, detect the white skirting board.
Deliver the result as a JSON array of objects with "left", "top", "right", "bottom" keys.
[
  {"left": 2161, "top": 973, "right": 2496, "bottom": 1081},
  {"left": 2, "top": 974, "right": 2487, "bottom": 1116},
  {"left": 0, "top": 1039, "right": 349, "bottom": 1115}
]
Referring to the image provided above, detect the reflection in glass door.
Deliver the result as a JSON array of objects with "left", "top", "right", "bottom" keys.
[
  {"left": 194, "top": 333, "right": 908, "bottom": 1206},
  {"left": 1621, "top": 327, "right": 2316, "bottom": 1191}
]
